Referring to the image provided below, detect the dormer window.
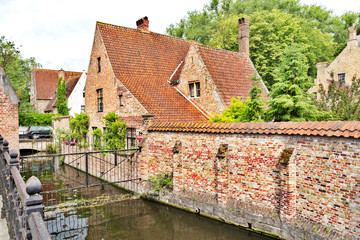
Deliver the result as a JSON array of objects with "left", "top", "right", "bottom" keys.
[
  {"left": 338, "top": 73, "right": 345, "bottom": 84},
  {"left": 189, "top": 82, "right": 200, "bottom": 98},
  {"left": 97, "top": 57, "right": 101, "bottom": 73}
]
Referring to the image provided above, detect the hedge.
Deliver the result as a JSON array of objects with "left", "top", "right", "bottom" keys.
[{"left": 19, "top": 112, "right": 57, "bottom": 126}]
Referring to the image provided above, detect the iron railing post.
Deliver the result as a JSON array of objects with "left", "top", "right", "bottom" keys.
[
  {"left": 114, "top": 151, "right": 118, "bottom": 166},
  {"left": 0, "top": 138, "right": 51, "bottom": 239},
  {"left": 85, "top": 152, "right": 89, "bottom": 187}
]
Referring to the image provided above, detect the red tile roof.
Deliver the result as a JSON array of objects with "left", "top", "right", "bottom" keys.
[
  {"left": 98, "top": 22, "right": 208, "bottom": 122},
  {"left": 198, "top": 45, "right": 267, "bottom": 105},
  {"left": 44, "top": 74, "right": 82, "bottom": 112},
  {"left": 33, "top": 69, "right": 82, "bottom": 100},
  {"left": 148, "top": 121, "right": 360, "bottom": 139}
]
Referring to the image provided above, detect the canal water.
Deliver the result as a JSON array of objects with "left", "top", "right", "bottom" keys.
[{"left": 21, "top": 157, "right": 275, "bottom": 240}]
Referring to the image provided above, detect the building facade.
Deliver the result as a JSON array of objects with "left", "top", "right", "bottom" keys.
[
  {"left": 310, "top": 26, "right": 360, "bottom": 98},
  {"left": 85, "top": 16, "right": 268, "bottom": 147},
  {"left": 30, "top": 68, "right": 82, "bottom": 113}
]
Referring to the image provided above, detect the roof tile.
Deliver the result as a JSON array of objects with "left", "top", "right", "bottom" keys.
[{"left": 148, "top": 121, "right": 360, "bottom": 139}]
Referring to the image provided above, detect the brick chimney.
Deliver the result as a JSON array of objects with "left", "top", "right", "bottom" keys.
[
  {"left": 136, "top": 16, "right": 149, "bottom": 31},
  {"left": 348, "top": 25, "right": 358, "bottom": 47},
  {"left": 238, "top": 17, "right": 249, "bottom": 58},
  {"left": 58, "top": 68, "right": 65, "bottom": 80}
]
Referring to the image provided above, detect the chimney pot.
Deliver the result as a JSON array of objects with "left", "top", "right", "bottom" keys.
[
  {"left": 238, "top": 17, "right": 250, "bottom": 58},
  {"left": 136, "top": 16, "right": 149, "bottom": 31}
]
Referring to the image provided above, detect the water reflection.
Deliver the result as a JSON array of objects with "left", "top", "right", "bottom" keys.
[{"left": 22, "top": 158, "right": 274, "bottom": 240}]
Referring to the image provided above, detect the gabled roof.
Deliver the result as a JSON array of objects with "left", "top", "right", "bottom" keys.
[
  {"left": 97, "top": 21, "right": 265, "bottom": 122},
  {"left": 44, "top": 74, "right": 82, "bottom": 112},
  {"left": 198, "top": 45, "right": 267, "bottom": 106},
  {"left": 33, "top": 69, "right": 82, "bottom": 100},
  {"left": 97, "top": 22, "right": 208, "bottom": 122}
]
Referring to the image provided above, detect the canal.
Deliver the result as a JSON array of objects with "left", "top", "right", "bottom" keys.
[{"left": 21, "top": 157, "right": 275, "bottom": 240}]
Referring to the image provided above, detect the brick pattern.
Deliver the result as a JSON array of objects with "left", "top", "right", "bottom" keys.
[
  {"left": 0, "top": 85, "right": 19, "bottom": 152},
  {"left": 85, "top": 26, "right": 149, "bottom": 139},
  {"left": 177, "top": 45, "right": 226, "bottom": 115},
  {"left": 137, "top": 125, "right": 360, "bottom": 239}
]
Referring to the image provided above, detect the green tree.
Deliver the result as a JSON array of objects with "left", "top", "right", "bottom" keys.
[
  {"left": 166, "top": 0, "right": 350, "bottom": 90},
  {"left": 248, "top": 10, "right": 334, "bottom": 89},
  {"left": 266, "top": 44, "right": 329, "bottom": 121},
  {"left": 210, "top": 97, "right": 247, "bottom": 122},
  {"left": 0, "top": 36, "right": 41, "bottom": 112},
  {"left": 210, "top": 76, "right": 265, "bottom": 122},
  {"left": 102, "top": 112, "right": 127, "bottom": 150},
  {"left": 56, "top": 77, "right": 70, "bottom": 115},
  {"left": 316, "top": 74, "right": 360, "bottom": 121},
  {"left": 70, "top": 112, "right": 90, "bottom": 142}
]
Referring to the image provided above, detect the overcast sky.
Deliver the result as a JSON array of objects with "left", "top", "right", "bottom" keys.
[{"left": 0, "top": 0, "right": 358, "bottom": 72}]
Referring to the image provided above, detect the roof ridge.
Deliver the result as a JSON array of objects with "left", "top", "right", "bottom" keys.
[{"left": 97, "top": 21, "right": 195, "bottom": 45}]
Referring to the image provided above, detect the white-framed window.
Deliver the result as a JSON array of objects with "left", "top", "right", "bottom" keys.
[{"left": 189, "top": 82, "right": 200, "bottom": 98}]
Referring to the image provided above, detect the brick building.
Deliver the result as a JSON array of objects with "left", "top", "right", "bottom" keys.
[
  {"left": 0, "top": 67, "right": 20, "bottom": 151},
  {"left": 85, "top": 16, "right": 268, "bottom": 147},
  {"left": 30, "top": 68, "right": 82, "bottom": 113},
  {"left": 309, "top": 25, "right": 360, "bottom": 98}
]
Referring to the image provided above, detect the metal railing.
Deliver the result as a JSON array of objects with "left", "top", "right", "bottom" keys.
[{"left": 0, "top": 135, "right": 51, "bottom": 240}]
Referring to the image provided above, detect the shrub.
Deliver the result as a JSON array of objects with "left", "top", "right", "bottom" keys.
[
  {"left": 19, "top": 112, "right": 56, "bottom": 126},
  {"left": 102, "top": 112, "right": 126, "bottom": 150},
  {"left": 92, "top": 128, "right": 102, "bottom": 150},
  {"left": 147, "top": 172, "right": 173, "bottom": 192}
]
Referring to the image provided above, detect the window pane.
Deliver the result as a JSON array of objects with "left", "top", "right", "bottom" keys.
[
  {"left": 189, "top": 83, "right": 194, "bottom": 97},
  {"left": 119, "top": 95, "right": 123, "bottom": 106},
  {"left": 97, "top": 57, "right": 101, "bottom": 72},
  {"left": 196, "top": 82, "right": 200, "bottom": 97},
  {"left": 338, "top": 73, "right": 345, "bottom": 84}
]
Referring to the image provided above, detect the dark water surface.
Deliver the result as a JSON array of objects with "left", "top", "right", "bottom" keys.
[{"left": 22, "top": 158, "right": 275, "bottom": 240}]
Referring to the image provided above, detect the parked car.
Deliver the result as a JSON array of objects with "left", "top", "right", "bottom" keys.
[
  {"left": 19, "top": 126, "right": 28, "bottom": 139},
  {"left": 27, "top": 126, "right": 52, "bottom": 139}
]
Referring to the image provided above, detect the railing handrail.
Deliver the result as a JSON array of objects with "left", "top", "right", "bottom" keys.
[{"left": 0, "top": 135, "right": 51, "bottom": 239}]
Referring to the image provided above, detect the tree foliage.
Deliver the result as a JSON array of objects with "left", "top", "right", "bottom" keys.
[
  {"left": 19, "top": 112, "right": 55, "bottom": 126},
  {"left": 0, "top": 36, "right": 41, "bottom": 112},
  {"left": 266, "top": 44, "right": 330, "bottom": 121},
  {"left": 316, "top": 75, "right": 360, "bottom": 121},
  {"left": 70, "top": 112, "right": 90, "bottom": 142},
  {"left": 56, "top": 77, "right": 70, "bottom": 116},
  {"left": 102, "top": 112, "right": 127, "bottom": 150},
  {"left": 167, "top": 0, "right": 358, "bottom": 90},
  {"left": 210, "top": 76, "right": 265, "bottom": 122}
]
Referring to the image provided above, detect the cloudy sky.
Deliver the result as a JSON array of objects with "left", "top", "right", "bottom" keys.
[{"left": 0, "top": 0, "right": 358, "bottom": 72}]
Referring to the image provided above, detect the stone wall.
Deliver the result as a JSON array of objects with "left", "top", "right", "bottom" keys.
[{"left": 135, "top": 123, "right": 360, "bottom": 240}]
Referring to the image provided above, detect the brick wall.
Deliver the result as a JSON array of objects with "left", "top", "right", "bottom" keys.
[
  {"left": 0, "top": 84, "right": 19, "bottom": 152},
  {"left": 85, "top": 26, "right": 148, "bottom": 139},
  {"left": 136, "top": 123, "right": 360, "bottom": 240}
]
